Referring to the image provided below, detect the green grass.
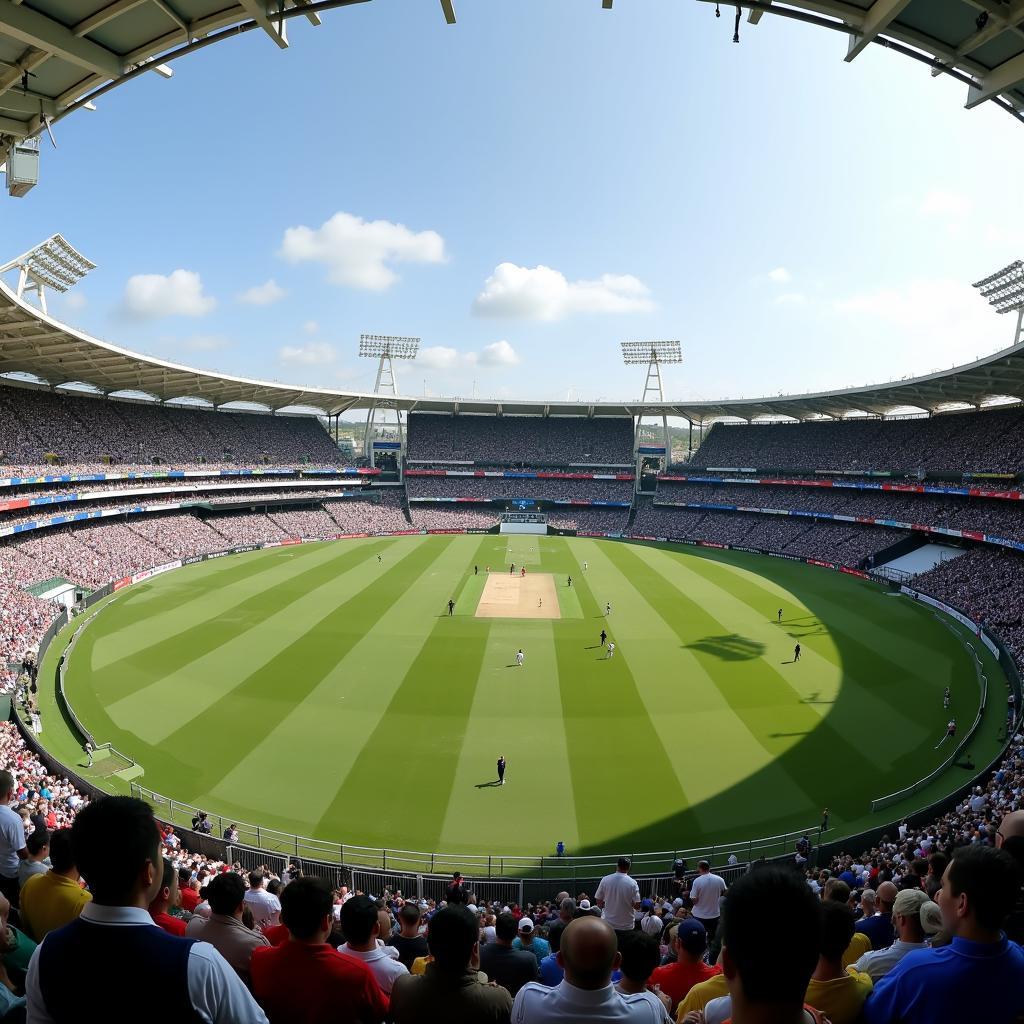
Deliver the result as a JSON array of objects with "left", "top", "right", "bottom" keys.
[{"left": 37, "top": 535, "right": 1006, "bottom": 864}]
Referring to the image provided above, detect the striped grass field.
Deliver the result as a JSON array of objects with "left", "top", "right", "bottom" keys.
[{"left": 43, "top": 535, "right": 1006, "bottom": 859}]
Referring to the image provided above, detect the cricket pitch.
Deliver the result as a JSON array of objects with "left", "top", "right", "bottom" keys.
[{"left": 475, "top": 572, "right": 561, "bottom": 619}]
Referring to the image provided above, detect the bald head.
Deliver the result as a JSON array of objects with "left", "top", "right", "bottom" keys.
[
  {"left": 876, "top": 882, "right": 898, "bottom": 912},
  {"left": 558, "top": 916, "right": 620, "bottom": 990},
  {"left": 998, "top": 811, "right": 1024, "bottom": 848}
]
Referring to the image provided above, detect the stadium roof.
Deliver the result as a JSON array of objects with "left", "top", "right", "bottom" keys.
[
  {"left": 690, "top": 0, "right": 1024, "bottom": 124},
  {"left": 0, "top": 0, "right": 1019, "bottom": 160},
  {"left": 2, "top": 279, "right": 1024, "bottom": 422}
]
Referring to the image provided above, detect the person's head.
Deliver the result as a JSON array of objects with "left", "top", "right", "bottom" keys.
[
  {"left": 248, "top": 870, "right": 264, "bottom": 892},
  {"left": 340, "top": 894, "right": 380, "bottom": 950},
  {"left": 560, "top": 897, "right": 577, "bottom": 922},
  {"left": 178, "top": 866, "right": 195, "bottom": 892},
  {"left": 281, "top": 877, "right": 334, "bottom": 943},
  {"left": 928, "top": 851, "right": 949, "bottom": 879},
  {"left": 819, "top": 901, "right": 855, "bottom": 966},
  {"left": 494, "top": 911, "right": 517, "bottom": 944},
  {"left": 426, "top": 905, "right": 479, "bottom": 976},
  {"left": 616, "top": 930, "right": 661, "bottom": 986},
  {"left": 892, "top": 888, "right": 929, "bottom": 943},
  {"left": 617, "top": 857, "right": 631, "bottom": 873},
  {"left": 150, "top": 858, "right": 178, "bottom": 914},
  {"left": 517, "top": 917, "right": 535, "bottom": 943},
  {"left": 26, "top": 828, "right": 49, "bottom": 859},
  {"left": 698, "top": 860, "right": 711, "bottom": 874},
  {"left": 721, "top": 865, "right": 822, "bottom": 1011},
  {"left": 72, "top": 797, "right": 161, "bottom": 907},
  {"left": 206, "top": 872, "right": 246, "bottom": 918},
  {"left": 997, "top": 810, "right": 1024, "bottom": 849},
  {"left": 558, "top": 916, "right": 619, "bottom": 990},
  {"left": 940, "top": 845, "right": 1021, "bottom": 940},
  {"left": 398, "top": 902, "right": 421, "bottom": 936},
  {"left": 48, "top": 828, "right": 75, "bottom": 876},
  {"left": 822, "top": 878, "right": 850, "bottom": 904},
  {"left": 876, "top": 880, "right": 898, "bottom": 913},
  {"left": 859, "top": 889, "right": 876, "bottom": 916}
]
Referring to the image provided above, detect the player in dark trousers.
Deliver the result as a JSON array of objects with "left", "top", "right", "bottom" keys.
[
  {"left": 777, "top": 608, "right": 783, "bottom": 622},
  {"left": 475, "top": 565, "right": 479, "bottom": 575},
  {"left": 567, "top": 576, "right": 572, "bottom": 588},
  {"left": 794, "top": 643, "right": 801, "bottom": 662},
  {"left": 821, "top": 807, "right": 829, "bottom": 831},
  {"left": 497, "top": 755, "right": 506, "bottom": 786},
  {"left": 600, "top": 629, "right": 607, "bottom": 647},
  {"left": 448, "top": 599, "right": 455, "bottom": 616},
  {"left": 944, "top": 686, "right": 951, "bottom": 709},
  {"left": 936, "top": 718, "right": 957, "bottom": 748},
  {"left": 510, "top": 564, "right": 515, "bottom": 575},
  {"left": 378, "top": 553, "right": 382, "bottom": 563}
]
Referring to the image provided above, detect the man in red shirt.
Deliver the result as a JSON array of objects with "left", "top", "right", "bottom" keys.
[
  {"left": 650, "top": 918, "right": 721, "bottom": 1013},
  {"left": 178, "top": 867, "right": 201, "bottom": 914},
  {"left": 251, "top": 876, "right": 388, "bottom": 1024},
  {"left": 149, "top": 859, "right": 186, "bottom": 936}
]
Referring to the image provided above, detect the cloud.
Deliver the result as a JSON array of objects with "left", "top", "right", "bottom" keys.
[
  {"left": 767, "top": 267, "right": 791, "bottom": 284},
  {"left": 419, "top": 346, "right": 461, "bottom": 369},
  {"left": 278, "top": 341, "right": 337, "bottom": 366},
  {"left": 279, "top": 211, "right": 446, "bottom": 290},
  {"left": 919, "top": 188, "right": 972, "bottom": 220},
  {"left": 237, "top": 279, "right": 286, "bottom": 306},
  {"left": 419, "top": 341, "right": 521, "bottom": 370},
  {"left": 122, "top": 270, "right": 216, "bottom": 320},
  {"left": 303, "top": 320, "right": 319, "bottom": 335},
  {"left": 473, "top": 263, "right": 655, "bottom": 320},
  {"left": 477, "top": 340, "right": 520, "bottom": 366}
]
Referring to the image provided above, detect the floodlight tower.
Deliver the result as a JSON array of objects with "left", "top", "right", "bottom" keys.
[
  {"left": 621, "top": 340, "right": 682, "bottom": 461},
  {"left": 358, "top": 334, "right": 419, "bottom": 460},
  {"left": 0, "top": 234, "right": 95, "bottom": 314},
  {"left": 973, "top": 261, "right": 1024, "bottom": 350}
]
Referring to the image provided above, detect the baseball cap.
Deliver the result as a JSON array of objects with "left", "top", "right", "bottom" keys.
[
  {"left": 674, "top": 918, "right": 708, "bottom": 954},
  {"left": 919, "top": 900, "right": 943, "bottom": 935},
  {"left": 640, "top": 898, "right": 655, "bottom": 910},
  {"left": 892, "top": 889, "right": 929, "bottom": 918},
  {"left": 518, "top": 916, "right": 534, "bottom": 932},
  {"left": 579, "top": 899, "right": 591, "bottom": 910}
]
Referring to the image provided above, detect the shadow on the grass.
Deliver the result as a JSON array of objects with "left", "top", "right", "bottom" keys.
[{"left": 685, "top": 634, "right": 765, "bottom": 661}]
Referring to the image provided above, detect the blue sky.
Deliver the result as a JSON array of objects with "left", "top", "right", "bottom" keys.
[{"left": 3, "top": 0, "right": 1023, "bottom": 407}]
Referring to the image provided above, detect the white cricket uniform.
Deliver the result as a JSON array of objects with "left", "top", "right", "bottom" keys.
[{"left": 516, "top": 652, "right": 524, "bottom": 666}]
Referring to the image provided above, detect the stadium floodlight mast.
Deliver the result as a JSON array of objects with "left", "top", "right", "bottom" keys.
[
  {"left": 622, "top": 340, "right": 682, "bottom": 467},
  {"left": 973, "top": 261, "right": 1024, "bottom": 349},
  {"left": 358, "top": 335, "right": 420, "bottom": 458},
  {"left": 0, "top": 234, "right": 95, "bottom": 314}
]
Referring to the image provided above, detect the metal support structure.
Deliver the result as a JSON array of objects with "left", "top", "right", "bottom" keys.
[
  {"left": 0, "top": 233, "right": 95, "bottom": 312},
  {"left": 622, "top": 341, "right": 682, "bottom": 476},
  {"left": 973, "top": 261, "right": 1024, "bottom": 351},
  {"left": 358, "top": 335, "right": 419, "bottom": 461}
]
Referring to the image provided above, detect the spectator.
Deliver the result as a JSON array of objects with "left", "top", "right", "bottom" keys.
[
  {"left": 864, "top": 846, "right": 1024, "bottom": 1023},
  {"left": 805, "top": 902, "right": 872, "bottom": 1024},
  {"left": 649, "top": 920, "right": 721, "bottom": 1014},
  {"left": 614, "top": 930, "right": 673, "bottom": 1022},
  {"left": 855, "top": 880, "right": 896, "bottom": 951},
  {"left": 595, "top": 857, "right": 642, "bottom": 943},
  {"left": 854, "top": 889, "right": 935, "bottom": 981},
  {"left": 18, "top": 829, "right": 90, "bottom": 942},
  {"left": 512, "top": 917, "right": 551, "bottom": 967},
  {"left": 512, "top": 916, "right": 664, "bottom": 1021},
  {"left": 178, "top": 867, "right": 201, "bottom": 914},
  {"left": 192, "top": 811, "right": 213, "bottom": 835},
  {"left": 638, "top": 899, "right": 664, "bottom": 939},
  {"left": 0, "top": 772, "right": 26, "bottom": 906},
  {"left": 546, "top": 898, "right": 576, "bottom": 953},
  {"left": 186, "top": 871, "right": 270, "bottom": 987},
  {"left": 150, "top": 858, "right": 187, "bottom": 936},
  {"left": 25, "top": 796, "right": 266, "bottom": 1022},
  {"left": 479, "top": 912, "right": 538, "bottom": 998},
  {"left": 389, "top": 904, "right": 513, "bottom": 1023},
  {"left": 244, "top": 871, "right": 281, "bottom": 930},
  {"left": 688, "top": 861, "right": 727, "bottom": 955},
  {"left": 250, "top": 876, "right": 387, "bottom": 1024},
  {"left": 337, "top": 894, "right": 408, "bottom": 996},
  {"left": 386, "top": 902, "right": 429, "bottom": 970},
  {"left": 690, "top": 866, "right": 825, "bottom": 1024},
  {"left": 18, "top": 829, "right": 49, "bottom": 888}
]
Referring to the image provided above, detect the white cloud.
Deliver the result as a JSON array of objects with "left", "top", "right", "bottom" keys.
[
  {"left": 473, "top": 263, "right": 655, "bottom": 320},
  {"left": 477, "top": 340, "right": 520, "bottom": 366},
  {"left": 278, "top": 341, "right": 337, "bottom": 366},
  {"left": 237, "top": 279, "right": 286, "bottom": 306},
  {"left": 303, "top": 320, "right": 319, "bottom": 335},
  {"left": 122, "top": 270, "right": 216, "bottom": 320},
  {"left": 767, "top": 267, "right": 791, "bottom": 284},
  {"left": 419, "top": 346, "right": 461, "bottom": 369},
  {"left": 279, "top": 211, "right": 446, "bottom": 290}
]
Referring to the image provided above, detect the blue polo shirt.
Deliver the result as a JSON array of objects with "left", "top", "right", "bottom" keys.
[
  {"left": 856, "top": 912, "right": 894, "bottom": 951},
  {"left": 864, "top": 935, "right": 1024, "bottom": 1024}
]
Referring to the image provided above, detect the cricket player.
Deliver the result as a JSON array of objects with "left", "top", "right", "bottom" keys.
[
  {"left": 497, "top": 755, "right": 506, "bottom": 786},
  {"left": 943, "top": 686, "right": 951, "bottom": 709},
  {"left": 777, "top": 608, "right": 783, "bottom": 622},
  {"left": 607, "top": 642, "right": 616, "bottom": 659},
  {"left": 600, "top": 630, "right": 607, "bottom": 646},
  {"left": 606, "top": 602, "right": 612, "bottom": 616},
  {"left": 516, "top": 649, "right": 525, "bottom": 667},
  {"left": 936, "top": 718, "right": 957, "bottom": 748},
  {"left": 794, "top": 643, "right": 801, "bottom": 662}
]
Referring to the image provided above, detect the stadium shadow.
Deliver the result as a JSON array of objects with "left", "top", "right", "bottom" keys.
[{"left": 684, "top": 634, "right": 766, "bottom": 661}]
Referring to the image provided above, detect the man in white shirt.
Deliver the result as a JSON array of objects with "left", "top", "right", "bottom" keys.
[
  {"left": 595, "top": 858, "right": 641, "bottom": 942},
  {"left": 0, "top": 771, "right": 27, "bottom": 905},
  {"left": 242, "top": 871, "right": 281, "bottom": 930},
  {"left": 337, "top": 894, "right": 408, "bottom": 995},
  {"left": 511, "top": 916, "right": 664, "bottom": 1022},
  {"left": 689, "top": 860, "right": 727, "bottom": 955},
  {"left": 854, "top": 889, "right": 935, "bottom": 981}
]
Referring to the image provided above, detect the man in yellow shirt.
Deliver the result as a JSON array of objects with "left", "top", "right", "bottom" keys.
[
  {"left": 806, "top": 902, "right": 872, "bottom": 1024},
  {"left": 19, "top": 829, "right": 91, "bottom": 942},
  {"left": 676, "top": 970, "right": 729, "bottom": 1020}
]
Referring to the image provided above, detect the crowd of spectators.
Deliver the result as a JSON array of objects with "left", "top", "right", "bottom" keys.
[
  {"left": 407, "top": 414, "right": 635, "bottom": 466},
  {"left": 0, "top": 385, "right": 343, "bottom": 468},
  {"left": 324, "top": 493, "right": 410, "bottom": 534},
  {"left": 405, "top": 476, "right": 634, "bottom": 502},
  {"left": 691, "top": 408, "right": 1024, "bottom": 474},
  {"left": 548, "top": 508, "right": 631, "bottom": 534},
  {"left": 409, "top": 507, "right": 499, "bottom": 531}
]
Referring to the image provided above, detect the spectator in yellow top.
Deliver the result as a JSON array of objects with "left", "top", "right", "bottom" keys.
[
  {"left": 805, "top": 902, "right": 873, "bottom": 1024},
  {"left": 18, "top": 829, "right": 91, "bottom": 942}
]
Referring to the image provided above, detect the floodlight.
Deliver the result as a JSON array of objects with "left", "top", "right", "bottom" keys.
[
  {"left": 973, "top": 261, "right": 1024, "bottom": 314},
  {"left": 0, "top": 233, "right": 95, "bottom": 293},
  {"left": 358, "top": 335, "right": 420, "bottom": 359},
  {"left": 621, "top": 340, "right": 682, "bottom": 364}
]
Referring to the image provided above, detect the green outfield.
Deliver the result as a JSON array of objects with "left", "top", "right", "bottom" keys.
[{"left": 39, "top": 535, "right": 1006, "bottom": 861}]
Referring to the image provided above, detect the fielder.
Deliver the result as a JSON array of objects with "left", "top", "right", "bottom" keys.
[
  {"left": 607, "top": 642, "right": 616, "bottom": 659},
  {"left": 516, "top": 649, "right": 525, "bottom": 667}
]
